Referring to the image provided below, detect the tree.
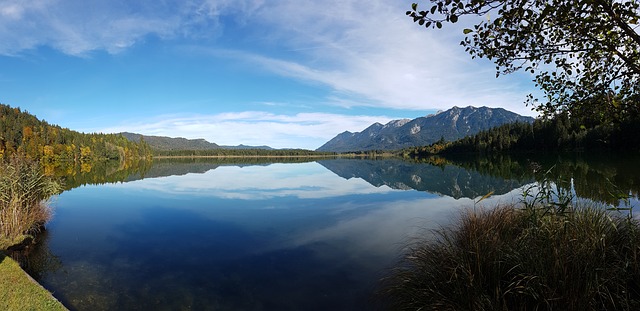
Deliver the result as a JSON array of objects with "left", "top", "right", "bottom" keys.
[{"left": 407, "top": 0, "right": 640, "bottom": 123}]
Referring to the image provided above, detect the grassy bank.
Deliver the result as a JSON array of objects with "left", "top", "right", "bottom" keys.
[
  {"left": 0, "top": 252, "right": 67, "bottom": 310},
  {"left": 380, "top": 201, "right": 640, "bottom": 310}
]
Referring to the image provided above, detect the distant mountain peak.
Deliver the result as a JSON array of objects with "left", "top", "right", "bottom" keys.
[
  {"left": 384, "top": 119, "right": 411, "bottom": 128},
  {"left": 316, "top": 106, "right": 534, "bottom": 152}
]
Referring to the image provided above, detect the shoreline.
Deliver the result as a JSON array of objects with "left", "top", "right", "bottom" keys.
[
  {"left": 0, "top": 251, "right": 68, "bottom": 310},
  {"left": 152, "top": 154, "right": 340, "bottom": 159},
  {"left": 152, "top": 154, "right": 398, "bottom": 159}
]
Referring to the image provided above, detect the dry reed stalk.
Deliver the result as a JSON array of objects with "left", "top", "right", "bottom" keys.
[{"left": 0, "top": 157, "right": 59, "bottom": 249}]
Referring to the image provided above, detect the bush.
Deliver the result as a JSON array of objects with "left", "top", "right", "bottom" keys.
[
  {"left": 380, "top": 203, "right": 640, "bottom": 310},
  {"left": 0, "top": 157, "right": 60, "bottom": 250}
]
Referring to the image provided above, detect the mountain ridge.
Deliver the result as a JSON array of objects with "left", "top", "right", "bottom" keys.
[
  {"left": 316, "top": 106, "right": 534, "bottom": 152},
  {"left": 121, "top": 132, "right": 273, "bottom": 151}
]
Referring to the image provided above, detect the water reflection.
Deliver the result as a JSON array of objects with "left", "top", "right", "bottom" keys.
[
  {"left": 9, "top": 230, "right": 62, "bottom": 280},
  {"left": 436, "top": 153, "right": 640, "bottom": 206},
  {"left": 51, "top": 154, "right": 640, "bottom": 207},
  {"left": 19, "top": 154, "right": 640, "bottom": 310},
  {"left": 108, "top": 162, "right": 397, "bottom": 200},
  {"left": 318, "top": 158, "right": 532, "bottom": 199},
  {"left": 51, "top": 157, "right": 327, "bottom": 190},
  {"left": 45, "top": 158, "right": 153, "bottom": 191}
]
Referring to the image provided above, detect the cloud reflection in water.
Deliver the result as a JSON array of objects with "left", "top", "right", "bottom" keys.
[{"left": 105, "top": 162, "right": 398, "bottom": 200}]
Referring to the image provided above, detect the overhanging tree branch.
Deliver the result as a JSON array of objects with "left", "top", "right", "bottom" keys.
[{"left": 408, "top": 0, "right": 640, "bottom": 122}]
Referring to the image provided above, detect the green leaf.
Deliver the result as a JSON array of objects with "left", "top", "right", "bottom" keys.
[
  {"left": 436, "top": 21, "right": 443, "bottom": 28},
  {"left": 450, "top": 14, "right": 458, "bottom": 23},
  {"left": 412, "top": 3, "right": 417, "bottom": 11},
  {"left": 463, "top": 28, "right": 473, "bottom": 34}
]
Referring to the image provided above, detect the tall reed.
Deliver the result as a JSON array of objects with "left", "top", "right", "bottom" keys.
[
  {"left": 379, "top": 202, "right": 640, "bottom": 310},
  {"left": 0, "top": 157, "right": 60, "bottom": 249}
]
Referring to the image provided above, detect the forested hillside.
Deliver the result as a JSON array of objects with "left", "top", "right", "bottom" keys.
[
  {"left": 0, "top": 104, "right": 152, "bottom": 162},
  {"left": 121, "top": 132, "right": 220, "bottom": 151},
  {"left": 403, "top": 114, "right": 640, "bottom": 157},
  {"left": 121, "top": 132, "right": 274, "bottom": 151}
]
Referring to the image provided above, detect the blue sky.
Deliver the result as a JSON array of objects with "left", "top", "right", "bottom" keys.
[{"left": 0, "top": 0, "right": 537, "bottom": 149}]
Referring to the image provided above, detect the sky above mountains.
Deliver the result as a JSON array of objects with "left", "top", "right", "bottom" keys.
[{"left": 0, "top": 0, "right": 538, "bottom": 149}]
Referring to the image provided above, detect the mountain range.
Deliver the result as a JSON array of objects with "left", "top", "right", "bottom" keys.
[
  {"left": 121, "top": 132, "right": 273, "bottom": 151},
  {"left": 316, "top": 106, "right": 534, "bottom": 152},
  {"left": 120, "top": 106, "right": 533, "bottom": 152}
]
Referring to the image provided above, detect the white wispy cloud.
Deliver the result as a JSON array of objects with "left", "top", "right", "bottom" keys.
[
  {"left": 237, "top": 0, "right": 537, "bottom": 115},
  {"left": 98, "top": 111, "right": 396, "bottom": 149},
  {"left": 0, "top": 0, "right": 538, "bottom": 116},
  {"left": 0, "top": 0, "right": 175, "bottom": 55}
]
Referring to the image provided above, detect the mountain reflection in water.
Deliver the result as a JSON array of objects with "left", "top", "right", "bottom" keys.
[{"left": 18, "top": 154, "right": 640, "bottom": 310}]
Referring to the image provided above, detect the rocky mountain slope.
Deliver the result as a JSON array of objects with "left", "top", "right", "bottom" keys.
[{"left": 316, "top": 106, "right": 534, "bottom": 152}]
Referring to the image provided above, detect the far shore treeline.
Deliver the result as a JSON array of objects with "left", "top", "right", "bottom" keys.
[
  {"left": 402, "top": 113, "right": 640, "bottom": 158},
  {"left": 0, "top": 103, "right": 338, "bottom": 164},
  {"left": 151, "top": 148, "right": 336, "bottom": 157},
  {"left": 0, "top": 104, "right": 152, "bottom": 162}
]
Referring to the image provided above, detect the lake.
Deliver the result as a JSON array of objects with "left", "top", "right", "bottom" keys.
[{"left": 14, "top": 154, "right": 640, "bottom": 310}]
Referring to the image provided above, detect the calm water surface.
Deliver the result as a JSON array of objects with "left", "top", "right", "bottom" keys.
[{"left": 19, "top": 156, "right": 640, "bottom": 310}]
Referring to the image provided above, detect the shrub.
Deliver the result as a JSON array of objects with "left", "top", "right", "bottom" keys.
[
  {"left": 0, "top": 157, "right": 60, "bottom": 250},
  {"left": 379, "top": 203, "right": 640, "bottom": 310}
]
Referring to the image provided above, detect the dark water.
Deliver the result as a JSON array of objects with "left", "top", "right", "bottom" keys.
[{"left": 18, "top": 155, "right": 640, "bottom": 310}]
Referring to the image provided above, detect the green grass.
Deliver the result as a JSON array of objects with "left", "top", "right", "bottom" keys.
[
  {"left": 0, "top": 252, "right": 67, "bottom": 311},
  {"left": 380, "top": 203, "right": 640, "bottom": 310}
]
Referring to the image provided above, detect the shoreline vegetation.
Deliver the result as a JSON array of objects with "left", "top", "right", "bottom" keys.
[
  {"left": 0, "top": 157, "right": 60, "bottom": 251},
  {"left": 379, "top": 175, "right": 640, "bottom": 310},
  {"left": 0, "top": 156, "right": 68, "bottom": 310},
  {"left": 379, "top": 202, "right": 640, "bottom": 310}
]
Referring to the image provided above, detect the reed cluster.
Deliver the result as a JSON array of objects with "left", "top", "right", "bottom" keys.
[
  {"left": 380, "top": 201, "right": 640, "bottom": 310},
  {"left": 0, "top": 157, "right": 60, "bottom": 250}
]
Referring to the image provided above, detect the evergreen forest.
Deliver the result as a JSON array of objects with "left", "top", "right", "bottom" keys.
[{"left": 403, "top": 113, "right": 640, "bottom": 158}]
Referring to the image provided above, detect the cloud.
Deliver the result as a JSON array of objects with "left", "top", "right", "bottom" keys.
[
  {"left": 0, "top": 0, "right": 264, "bottom": 56},
  {"left": 98, "top": 111, "right": 397, "bottom": 149},
  {"left": 0, "top": 0, "right": 168, "bottom": 55},
  {"left": 0, "top": 0, "right": 538, "bottom": 116},
  {"left": 282, "top": 185, "right": 525, "bottom": 263},
  {"left": 212, "top": 0, "right": 538, "bottom": 115}
]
